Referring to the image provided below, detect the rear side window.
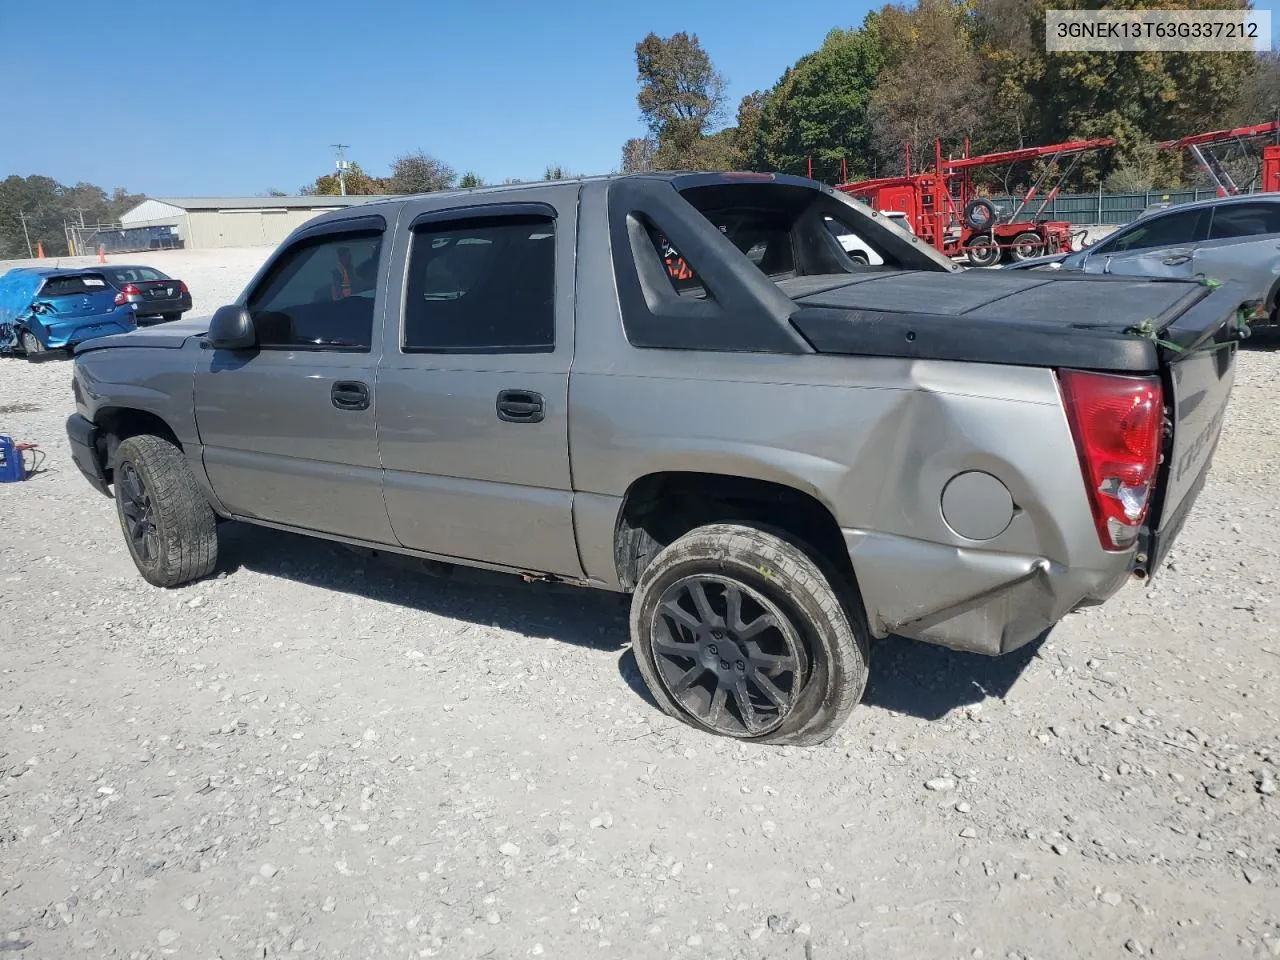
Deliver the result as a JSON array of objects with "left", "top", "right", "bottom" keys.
[
  {"left": 402, "top": 215, "right": 555, "bottom": 353},
  {"left": 39, "top": 274, "right": 110, "bottom": 297},
  {"left": 1208, "top": 202, "right": 1280, "bottom": 240},
  {"left": 246, "top": 231, "right": 382, "bottom": 350}
]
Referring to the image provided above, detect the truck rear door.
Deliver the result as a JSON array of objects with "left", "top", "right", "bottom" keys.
[{"left": 374, "top": 189, "right": 583, "bottom": 577}]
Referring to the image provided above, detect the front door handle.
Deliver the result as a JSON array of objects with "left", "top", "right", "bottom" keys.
[
  {"left": 331, "top": 380, "right": 370, "bottom": 411},
  {"left": 1162, "top": 254, "right": 1192, "bottom": 266},
  {"left": 496, "top": 389, "right": 544, "bottom": 423}
]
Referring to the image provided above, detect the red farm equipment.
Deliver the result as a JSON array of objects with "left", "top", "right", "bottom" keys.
[
  {"left": 1157, "top": 120, "right": 1280, "bottom": 197},
  {"left": 838, "top": 137, "right": 1114, "bottom": 266}
]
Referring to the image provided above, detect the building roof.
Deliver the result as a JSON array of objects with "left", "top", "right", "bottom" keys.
[{"left": 151, "top": 196, "right": 390, "bottom": 211}]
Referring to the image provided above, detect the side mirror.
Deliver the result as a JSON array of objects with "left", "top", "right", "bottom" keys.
[
  {"left": 29, "top": 301, "right": 48, "bottom": 315},
  {"left": 207, "top": 304, "right": 256, "bottom": 350}
]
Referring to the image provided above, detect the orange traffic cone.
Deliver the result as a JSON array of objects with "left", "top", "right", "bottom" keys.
[
  {"left": 98, "top": 245, "right": 106, "bottom": 264},
  {"left": 36, "top": 242, "right": 44, "bottom": 258}
]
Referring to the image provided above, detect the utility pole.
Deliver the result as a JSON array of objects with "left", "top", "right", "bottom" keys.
[
  {"left": 17, "top": 211, "right": 33, "bottom": 258},
  {"left": 331, "top": 143, "right": 350, "bottom": 196}
]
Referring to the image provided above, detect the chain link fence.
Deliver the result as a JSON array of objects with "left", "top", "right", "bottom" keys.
[{"left": 67, "top": 222, "right": 183, "bottom": 257}]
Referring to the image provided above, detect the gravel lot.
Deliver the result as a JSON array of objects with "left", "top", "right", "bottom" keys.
[{"left": 1, "top": 248, "right": 1278, "bottom": 960}]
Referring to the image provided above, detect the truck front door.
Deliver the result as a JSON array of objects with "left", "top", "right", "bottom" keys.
[
  {"left": 193, "top": 220, "right": 396, "bottom": 543},
  {"left": 374, "top": 194, "right": 582, "bottom": 577}
]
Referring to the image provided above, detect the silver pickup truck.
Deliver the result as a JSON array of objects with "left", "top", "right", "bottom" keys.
[{"left": 65, "top": 172, "right": 1244, "bottom": 744}]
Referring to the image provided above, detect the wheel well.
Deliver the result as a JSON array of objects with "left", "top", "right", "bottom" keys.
[
  {"left": 94, "top": 407, "right": 181, "bottom": 480},
  {"left": 613, "top": 472, "right": 854, "bottom": 591}
]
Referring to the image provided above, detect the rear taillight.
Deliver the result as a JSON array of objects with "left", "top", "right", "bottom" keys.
[
  {"left": 114, "top": 283, "right": 141, "bottom": 305},
  {"left": 178, "top": 280, "right": 189, "bottom": 294},
  {"left": 1059, "top": 370, "right": 1164, "bottom": 551}
]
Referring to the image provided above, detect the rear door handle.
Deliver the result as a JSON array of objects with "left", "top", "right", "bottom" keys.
[
  {"left": 331, "top": 380, "right": 370, "bottom": 411},
  {"left": 496, "top": 389, "right": 544, "bottom": 423}
]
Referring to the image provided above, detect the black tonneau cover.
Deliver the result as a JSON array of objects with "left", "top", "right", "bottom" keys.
[{"left": 785, "top": 271, "right": 1244, "bottom": 373}]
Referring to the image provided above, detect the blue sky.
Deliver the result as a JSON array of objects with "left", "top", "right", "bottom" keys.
[
  {"left": 0, "top": 0, "right": 882, "bottom": 196},
  {"left": 0, "top": 0, "right": 1275, "bottom": 198}
]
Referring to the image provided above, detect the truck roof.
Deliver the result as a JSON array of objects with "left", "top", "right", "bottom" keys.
[{"left": 308, "top": 171, "right": 835, "bottom": 219}]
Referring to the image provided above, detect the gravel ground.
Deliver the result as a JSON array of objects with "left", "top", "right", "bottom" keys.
[{"left": 1, "top": 248, "right": 1278, "bottom": 960}]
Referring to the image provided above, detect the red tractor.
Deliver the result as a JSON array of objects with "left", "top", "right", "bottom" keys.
[{"left": 838, "top": 138, "right": 1114, "bottom": 267}]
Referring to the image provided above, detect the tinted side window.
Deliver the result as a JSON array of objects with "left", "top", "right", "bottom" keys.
[
  {"left": 1107, "top": 211, "right": 1205, "bottom": 253},
  {"left": 1209, "top": 202, "right": 1280, "bottom": 240},
  {"left": 403, "top": 216, "right": 555, "bottom": 353},
  {"left": 247, "top": 231, "right": 382, "bottom": 351}
]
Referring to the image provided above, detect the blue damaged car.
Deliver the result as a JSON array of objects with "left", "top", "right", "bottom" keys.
[{"left": 0, "top": 267, "right": 137, "bottom": 360}]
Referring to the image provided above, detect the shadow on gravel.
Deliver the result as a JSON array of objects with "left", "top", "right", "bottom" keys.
[
  {"left": 217, "top": 522, "right": 1048, "bottom": 721},
  {"left": 861, "top": 631, "right": 1049, "bottom": 721},
  {"left": 215, "top": 522, "right": 630, "bottom": 653},
  {"left": 1242, "top": 327, "right": 1280, "bottom": 351}
]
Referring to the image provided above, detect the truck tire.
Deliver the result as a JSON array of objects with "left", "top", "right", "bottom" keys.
[
  {"left": 966, "top": 235, "right": 1001, "bottom": 268},
  {"left": 1009, "top": 231, "right": 1045, "bottom": 262},
  {"left": 963, "top": 199, "right": 996, "bottom": 232},
  {"left": 112, "top": 434, "right": 218, "bottom": 588},
  {"left": 629, "top": 523, "right": 870, "bottom": 745}
]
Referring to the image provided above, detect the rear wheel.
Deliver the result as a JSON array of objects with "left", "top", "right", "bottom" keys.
[
  {"left": 966, "top": 235, "right": 1001, "bottom": 268},
  {"left": 848, "top": 252, "right": 870, "bottom": 266},
  {"left": 161, "top": 313, "right": 181, "bottom": 323},
  {"left": 20, "top": 330, "right": 46, "bottom": 359},
  {"left": 113, "top": 434, "right": 218, "bottom": 588},
  {"left": 629, "top": 523, "right": 870, "bottom": 745},
  {"left": 1009, "top": 231, "right": 1045, "bottom": 262}
]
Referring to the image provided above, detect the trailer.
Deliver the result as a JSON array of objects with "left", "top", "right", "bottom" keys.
[
  {"left": 1158, "top": 120, "right": 1280, "bottom": 197},
  {"left": 838, "top": 137, "right": 1114, "bottom": 267}
]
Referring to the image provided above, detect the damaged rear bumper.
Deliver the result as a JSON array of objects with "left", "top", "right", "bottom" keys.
[{"left": 843, "top": 528, "right": 1132, "bottom": 656}]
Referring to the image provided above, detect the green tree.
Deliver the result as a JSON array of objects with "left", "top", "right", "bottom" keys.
[
  {"left": 868, "top": 0, "right": 987, "bottom": 174},
  {"left": 388, "top": 149, "right": 456, "bottom": 194},
  {"left": 635, "top": 31, "right": 728, "bottom": 169},
  {"left": 734, "top": 92, "right": 768, "bottom": 170},
  {"left": 458, "top": 171, "right": 485, "bottom": 188},
  {"left": 621, "top": 136, "right": 657, "bottom": 173},
  {"left": 969, "top": 0, "right": 1255, "bottom": 187},
  {"left": 753, "top": 26, "right": 885, "bottom": 181},
  {"left": 544, "top": 164, "right": 582, "bottom": 180},
  {"left": 302, "top": 161, "right": 388, "bottom": 196}
]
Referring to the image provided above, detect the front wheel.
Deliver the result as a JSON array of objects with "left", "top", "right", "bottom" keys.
[
  {"left": 20, "top": 330, "right": 46, "bottom": 359},
  {"left": 113, "top": 434, "right": 218, "bottom": 587},
  {"left": 629, "top": 523, "right": 870, "bottom": 745}
]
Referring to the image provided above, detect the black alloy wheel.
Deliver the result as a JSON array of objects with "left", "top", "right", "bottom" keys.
[
  {"left": 118, "top": 460, "right": 159, "bottom": 563},
  {"left": 649, "top": 573, "right": 807, "bottom": 737}
]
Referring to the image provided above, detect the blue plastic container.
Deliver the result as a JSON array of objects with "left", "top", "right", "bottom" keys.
[{"left": 0, "top": 435, "right": 26, "bottom": 482}]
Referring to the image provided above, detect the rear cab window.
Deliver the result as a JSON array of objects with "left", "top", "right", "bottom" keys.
[
  {"left": 38, "top": 274, "right": 111, "bottom": 297},
  {"left": 646, "top": 181, "right": 912, "bottom": 299},
  {"left": 106, "top": 267, "right": 167, "bottom": 285}
]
